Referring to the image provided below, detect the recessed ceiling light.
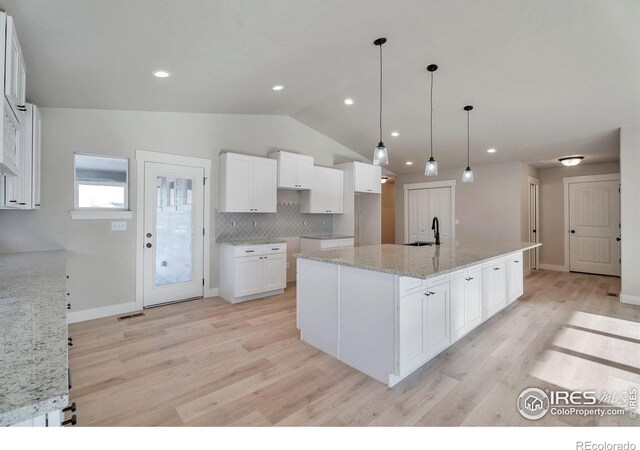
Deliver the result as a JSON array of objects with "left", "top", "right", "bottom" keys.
[
  {"left": 272, "top": 85, "right": 284, "bottom": 91},
  {"left": 381, "top": 176, "right": 389, "bottom": 184},
  {"left": 559, "top": 156, "right": 584, "bottom": 166},
  {"left": 405, "top": 161, "right": 413, "bottom": 165},
  {"left": 487, "top": 148, "right": 497, "bottom": 153},
  {"left": 344, "top": 98, "right": 354, "bottom": 105},
  {"left": 391, "top": 131, "right": 399, "bottom": 137},
  {"left": 153, "top": 70, "right": 171, "bottom": 78}
]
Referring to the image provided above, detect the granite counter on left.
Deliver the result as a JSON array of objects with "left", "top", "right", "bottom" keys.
[{"left": 0, "top": 251, "right": 69, "bottom": 426}]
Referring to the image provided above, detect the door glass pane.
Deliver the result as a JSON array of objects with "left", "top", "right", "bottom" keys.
[{"left": 155, "top": 176, "right": 194, "bottom": 286}]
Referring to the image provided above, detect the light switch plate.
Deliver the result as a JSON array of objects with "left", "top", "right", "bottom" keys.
[{"left": 111, "top": 221, "right": 127, "bottom": 231}]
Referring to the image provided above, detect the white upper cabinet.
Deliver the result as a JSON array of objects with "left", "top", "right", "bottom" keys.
[
  {"left": 269, "top": 150, "right": 314, "bottom": 190},
  {"left": 353, "top": 161, "right": 381, "bottom": 194},
  {"left": 4, "top": 15, "right": 26, "bottom": 123},
  {"left": 219, "top": 152, "right": 277, "bottom": 213},
  {"left": 300, "top": 166, "right": 344, "bottom": 214}
]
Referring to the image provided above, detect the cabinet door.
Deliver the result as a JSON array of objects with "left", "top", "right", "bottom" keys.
[
  {"left": 31, "top": 106, "right": 41, "bottom": 208},
  {"left": 354, "top": 162, "right": 368, "bottom": 193},
  {"left": 296, "top": 156, "right": 313, "bottom": 190},
  {"left": 223, "top": 153, "right": 252, "bottom": 212},
  {"left": 234, "top": 256, "right": 264, "bottom": 296},
  {"left": 507, "top": 254, "right": 524, "bottom": 304},
  {"left": 262, "top": 254, "right": 286, "bottom": 291},
  {"left": 399, "top": 290, "right": 426, "bottom": 370},
  {"left": 251, "top": 158, "right": 277, "bottom": 212},
  {"left": 482, "top": 265, "right": 495, "bottom": 320},
  {"left": 325, "top": 168, "right": 343, "bottom": 213},
  {"left": 465, "top": 268, "right": 483, "bottom": 330},
  {"left": 450, "top": 275, "right": 466, "bottom": 343},
  {"left": 277, "top": 152, "right": 297, "bottom": 189},
  {"left": 425, "top": 283, "right": 450, "bottom": 357},
  {"left": 4, "top": 16, "right": 24, "bottom": 122},
  {"left": 492, "top": 262, "right": 507, "bottom": 311},
  {"left": 368, "top": 164, "right": 382, "bottom": 194}
]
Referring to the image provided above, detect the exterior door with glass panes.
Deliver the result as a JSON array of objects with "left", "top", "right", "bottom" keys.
[{"left": 143, "top": 162, "right": 204, "bottom": 307}]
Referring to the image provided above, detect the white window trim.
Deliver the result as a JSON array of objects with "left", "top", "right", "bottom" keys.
[{"left": 72, "top": 153, "right": 131, "bottom": 218}]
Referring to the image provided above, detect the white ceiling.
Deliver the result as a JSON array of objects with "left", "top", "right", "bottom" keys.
[{"left": 3, "top": 0, "right": 638, "bottom": 174}]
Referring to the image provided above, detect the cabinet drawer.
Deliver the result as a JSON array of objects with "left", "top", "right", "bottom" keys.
[
  {"left": 481, "top": 257, "right": 505, "bottom": 269},
  {"left": 233, "top": 245, "right": 263, "bottom": 257},
  {"left": 427, "top": 274, "right": 449, "bottom": 288},
  {"left": 320, "top": 238, "right": 354, "bottom": 250},
  {"left": 262, "top": 243, "right": 286, "bottom": 255},
  {"left": 398, "top": 277, "right": 426, "bottom": 297}
]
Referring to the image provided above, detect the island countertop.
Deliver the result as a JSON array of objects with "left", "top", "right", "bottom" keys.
[
  {"left": 0, "top": 250, "right": 69, "bottom": 426},
  {"left": 296, "top": 241, "right": 540, "bottom": 279}
]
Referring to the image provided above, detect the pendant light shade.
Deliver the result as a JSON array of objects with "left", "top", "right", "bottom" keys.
[
  {"left": 372, "top": 38, "right": 389, "bottom": 166},
  {"left": 462, "top": 105, "right": 474, "bottom": 183},
  {"left": 424, "top": 64, "right": 438, "bottom": 176}
]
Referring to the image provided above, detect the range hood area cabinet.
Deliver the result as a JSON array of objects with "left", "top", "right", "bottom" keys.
[
  {"left": 269, "top": 150, "right": 314, "bottom": 190},
  {"left": 353, "top": 161, "right": 381, "bottom": 194},
  {"left": 218, "top": 152, "right": 277, "bottom": 213},
  {"left": 300, "top": 166, "right": 344, "bottom": 214}
]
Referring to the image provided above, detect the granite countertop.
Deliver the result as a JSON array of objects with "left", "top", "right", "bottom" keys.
[
  {"left": 300, "top": 234, "right": 355, "bottom": 240},
  {"left": 0, "top": 251, "right": 69, "bottom": 426},
  {"left": 216, "top": 238, "right": 288, "bottom": 246},
  {"left": 296, "top": 241, "right": 541, "bottom": 279}
]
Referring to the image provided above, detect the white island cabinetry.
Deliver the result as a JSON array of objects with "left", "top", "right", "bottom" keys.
[{"left": 297, "top": 245, "right": 534, "bottom": 387}]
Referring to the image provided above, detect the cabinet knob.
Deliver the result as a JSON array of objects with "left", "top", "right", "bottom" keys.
[
  {"left": 570, "top": 230, "right": 575, "bottom": 234},
  {"left": 146, "top": 232, "right": 152, "bottom": 238},
  {"left": 146, "top": 243, "right": 152, "bottom": 248}
]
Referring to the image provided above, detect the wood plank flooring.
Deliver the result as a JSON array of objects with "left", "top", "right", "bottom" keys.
[{"left": 68, "top": 270, "right": 640, "bottom": 426}]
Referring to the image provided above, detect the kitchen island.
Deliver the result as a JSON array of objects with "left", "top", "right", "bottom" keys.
[{"left": 296, "top": 241, "right": 540, "bottom": 387}]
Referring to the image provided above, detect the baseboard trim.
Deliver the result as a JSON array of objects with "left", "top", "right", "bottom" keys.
[
  {"left": 204, "top": 288, "right": 219, "bottom": 298},
  {"left": 67, "top": 302, "right": 140, "bottom": 324},
  {"left": 620, "top": 293, "right": 640, "bottom": 306},
  {"left": 539, "top": 264, "right": 569, "bottom": 272}
]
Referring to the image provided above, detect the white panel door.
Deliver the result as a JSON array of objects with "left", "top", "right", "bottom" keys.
[
  {"left": 262, "top": 254, "right": 286, "bottom": 291},
  {"left": 407, "top": 189, "right": 430, "bottom": 242},
  {"left": 251, "top": 158, "right": 277, "bottom": 212},
  {"left": 235, "top": 256, "right": 264, "bottom": 296},
  {"left": 569, "top": 181, "right": 620, "bottom": 276},
  {"left": 428, "top": 187, "right": 451, "bottom": 241},
  {"left": 143, "top": 162, "right": 204, "bottom": 307}
]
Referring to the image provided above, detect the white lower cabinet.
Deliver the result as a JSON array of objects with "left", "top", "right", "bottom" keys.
[
  {"left": 506, "top": 251, "right": 524, "bottom": 304},
  {"left": 219, "top": 243, "right": 287, "bottom": 303},
  {"left": 450, "top": 267, "right": 483, "bottom": 343},
  {"left": 9, "top": 409, "right": 62, "bottom": 427},
  {"left": 482, "top": 258, "right": 507, "bottom": 320}
]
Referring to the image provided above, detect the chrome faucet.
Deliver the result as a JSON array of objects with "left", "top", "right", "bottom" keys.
[{"left": 431, "top": 216, "right": 440, "bottom": 246}]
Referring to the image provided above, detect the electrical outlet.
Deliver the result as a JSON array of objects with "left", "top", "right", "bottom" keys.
[
  {"left": 231, "top": 221, "right": 236, "bottom": 227},
  {"left": 253, "top": 221, "right": 257, "bottom": 227},
  {"left": 111, "top": 221, "right": 127, "bottom": 231}
]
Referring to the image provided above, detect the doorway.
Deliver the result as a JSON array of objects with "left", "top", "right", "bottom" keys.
[
  {"left": 564, "top": 174, "right": 621, "bottom": 276},
  {"left": 136, "top": 151, "right": 211, "bottom": 308},
  {"left": 529, "top": 176, "right": 540, "bottom": 270},
  {"left": 403, "top": 180, "right": 455, "bottom": 244}
]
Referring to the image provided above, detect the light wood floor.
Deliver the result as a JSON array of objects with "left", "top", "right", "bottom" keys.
[{"left": 69, "top": 270, "right": 640, "bottom": 426}]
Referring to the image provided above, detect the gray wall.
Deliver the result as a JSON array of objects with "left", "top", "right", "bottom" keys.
[
  {"left": 394, "top": 161, "right": 530, "bottom": 245},
  {"left": 0, "top": 108, "right": 369, "bottom": 313},
  {"left": 620, "top": 127, "right": 640, "bottom": 304},
  {"left": 537, "top": 161, "right": 620, "bottom": 267}
]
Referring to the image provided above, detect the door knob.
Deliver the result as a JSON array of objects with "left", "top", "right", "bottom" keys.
[
  {"left": 146, "top": 243, "right": 152, "bottom": 248},
  {"left": 570, "top": 230, "right": 576, "bottom": 234},
  {"left": 617, "top": 237, "right": 621, "bottom": 241}
]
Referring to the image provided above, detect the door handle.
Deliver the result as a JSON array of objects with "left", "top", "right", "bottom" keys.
[
  {"left": 570, "top": 230, "right": 575, "bottom": 234},
  {"left": 146, "top": 243, "right": 152, "bottom": 248},
  {"left": 616, "top": 237, "right": 621, "bottom": 241}
]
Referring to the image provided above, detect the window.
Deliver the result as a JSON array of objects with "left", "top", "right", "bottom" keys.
[{"left": 74, "top": 153, "right": 129, "bottom": 210}]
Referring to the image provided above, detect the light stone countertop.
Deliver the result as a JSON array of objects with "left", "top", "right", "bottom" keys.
[
  {"left": 216, "top": 238, "right": 288, "bottom": 246},
  {"left": 300, "top": 235, "right": 355, "bottom": 240},
  {"left": 0, "top": 251, "right": 69, "bottom": 426},
  {"left": 296, "top": 241, "right": 541, "bottom": 279}
]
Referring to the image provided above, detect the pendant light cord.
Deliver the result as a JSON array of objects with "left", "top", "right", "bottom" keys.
[
  {"left": 467, "top": 110, "right": 470, "bottom": 167},
  {"left": 379, "top": 43, "right": 383, "bottom": 143},
  {"left": 430, "top": 71, "right": 434, "bottom": 158}
]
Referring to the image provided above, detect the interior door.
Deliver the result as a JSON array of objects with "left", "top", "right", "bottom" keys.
[
  {"left": 143, "top": 162, "right": 204, "bottom": 307},
  {"left": 529, "top": 182, "right": 539, "bottom": 269},
  {"left": 569, "top": 180, "right": 621, "bottom": 276},
  {"left": 407, "top": 189, "right": 430, "bottom": 242},
  {"left": 428, "top": 187, "right": 451, "bottom": 242}
]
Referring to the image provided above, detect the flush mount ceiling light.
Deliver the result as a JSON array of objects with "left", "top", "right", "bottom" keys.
[
  {"left": 405, "top": 161, "right": 413, "bottom": 165},
  {"left": 559, "top": 156, "right": 584, "bottom": 166},
  {"left": 424, "top": 64, "right": 439, "bottom": 176},
  {"left": 462, "top": 105, "right": 474, "bottom": 183},
  {"left": 272, "top": 85, "right": 284, "bottom": 91},
  {"left": 372, "top": 37, "right": 389, "bottom": 166},
  {"left": 153, "top": 70, "right": 171, "bottom": 78},
  {"left": 381, "top": 176, "right": 389, "bottom": 184},
  {"left": 344, "top": 98, "right": 354, "bottom": 105},
  {"left": 487, "top": 148, "right": 497, "bottom": 153},
  {"left": 391, "top": 131, "right": 399, "bottom": 137}
]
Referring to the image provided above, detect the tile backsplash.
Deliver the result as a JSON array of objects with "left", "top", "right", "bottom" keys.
[{"left": 215, "top": 201, "right": 333, "bottom": 241}]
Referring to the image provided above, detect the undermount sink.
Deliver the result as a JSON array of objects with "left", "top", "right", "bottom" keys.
[{"left": 404, "top": 242, "right": 434, "bottom": 247}]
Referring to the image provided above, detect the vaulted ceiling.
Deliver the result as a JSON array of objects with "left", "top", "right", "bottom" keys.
[{"left": 2, "top": 0, "right": 637, "bottom": 174}]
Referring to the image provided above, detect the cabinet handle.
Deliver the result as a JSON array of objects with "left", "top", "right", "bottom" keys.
[
  {"left": 493, "top": 267, "right": 500, "bottom": 271},
  {"left": 271, "top": 248, "right": 280, "bottom": 250},
  {"left": 68, "top": 337, "right": 73, "bottom": 347},
  {"left": 63, "top": 403, "right": 77, "bottom": 413},
  {"left": 245, "top": 250, "right": 254, "bottom": 253},
  {"left": 9, "top": 200, "right": 17, "bottom": 203},
  {"left": 35, "top": 204, "right": 40, "bottom": 207},
  {"left": 430, "top": 291, "right": 435, "bottom": 295},
  {"left": 514, "top": 260, "right": 519, "bottom": 263},
  {"left": 19, "top": 202, "right": 26, "bottom": 205},
  {"left": 67, "top": 303, "right": 71, "bottom": 310},
  {"left": 424, "top": 292, "right": 431, "bottom": 296},
  {"left": 62, "top": 415, "right": 77, "bottom": 426}
]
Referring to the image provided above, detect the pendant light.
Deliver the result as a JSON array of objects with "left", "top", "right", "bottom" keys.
[
  {"left": 372, "top": 38, "right": 389, "bottom": 166},
  {"left": 462, "top": 105, "right": 474, "bottom": 183},
  {"left": 425, "top": 64, "right": 439, "bottom": 176}
]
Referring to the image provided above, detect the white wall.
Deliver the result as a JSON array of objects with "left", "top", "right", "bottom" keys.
[
  {"left": 537, "top": 161, "right": 620, "bottom": 267},
  {"left": 0, "top": 108, "right": 369, "bottom": 314},
  {"left": 620, "top": 127, "right": 640, "bottom": 305},
  {"left": 395, "top": 161, "right": 531, "bottom": 245}
]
